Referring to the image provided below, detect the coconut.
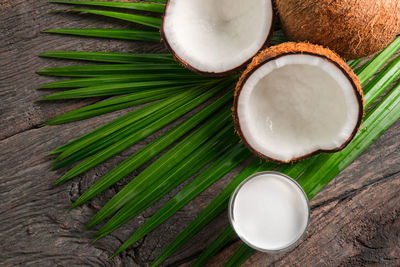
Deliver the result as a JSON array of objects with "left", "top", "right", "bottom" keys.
[
  {"left": 275, "top": 0, "right": 400, "bottom": 59},
  {"left": 233, "top": 42, "right": 364, "bottom": 163},
  {"left": 161, "top": 0, "right": 274, "bottom": 75}
]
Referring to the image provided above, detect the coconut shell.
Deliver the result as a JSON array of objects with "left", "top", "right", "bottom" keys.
[
  {"left": 161, "top": 0, "right": 274, "bottom": 76},
  {"left": 276, "top": 0, "right": 400, "bottom": 60},
  {"left": 233, "top": 42, "right": 364, "bottom": 163}
]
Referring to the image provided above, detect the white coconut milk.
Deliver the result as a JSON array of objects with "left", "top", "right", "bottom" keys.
[{"left": 229, "top": 172, "right": 309, "bottom": 252}]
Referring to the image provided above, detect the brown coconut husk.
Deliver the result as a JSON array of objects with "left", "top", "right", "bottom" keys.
[
  {"left": 233, "top": 42, "right": 364, "bottom": 163},
  {"left": 275, "top": 0, "right": 400, "bottom": 60}
]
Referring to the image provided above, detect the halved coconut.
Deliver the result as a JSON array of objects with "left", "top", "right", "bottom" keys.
[
  {"left": 233, "top": 43, "right": 364, "bottom": 163},
  {"left": 161, "top": 0, "right": 274, "bottom": 75}
]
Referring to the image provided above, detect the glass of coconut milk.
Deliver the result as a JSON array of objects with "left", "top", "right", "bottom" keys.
[{"left": 229, "top": 171, "right": 310, "bottom": 252}]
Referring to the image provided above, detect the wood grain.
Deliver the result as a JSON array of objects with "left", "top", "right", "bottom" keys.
[{"left": 0, "top": 1, "right": 399, "bottom": 266}]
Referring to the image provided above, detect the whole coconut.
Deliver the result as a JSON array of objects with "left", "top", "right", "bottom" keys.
[{"left": 276, "top": 0, "right": 400, "bottom": 59}]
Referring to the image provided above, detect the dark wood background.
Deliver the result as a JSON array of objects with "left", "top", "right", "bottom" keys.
[{"left": 1, "top": 1, "right": 399, "bottom": 266}]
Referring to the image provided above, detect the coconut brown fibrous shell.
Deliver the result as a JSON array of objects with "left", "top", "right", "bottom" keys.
[
  {"left": 275, "top": 0, "right": 400, "bottom": 60},
  {"left": 160, "top": 0, "right": 274, "bottom": 76},
  {"left": 233, "top": 42, "right": 364, "bottom": 163}
]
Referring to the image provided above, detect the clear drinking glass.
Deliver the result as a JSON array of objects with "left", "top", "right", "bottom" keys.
[{"left": 228, "top": 171, "right": 310, "bottom": 253}]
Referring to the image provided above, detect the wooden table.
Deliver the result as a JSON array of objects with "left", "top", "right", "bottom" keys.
[{"left": 1, "top": 1, "right": 399, "bottom": 266}]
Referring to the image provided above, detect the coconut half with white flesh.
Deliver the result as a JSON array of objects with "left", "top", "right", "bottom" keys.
[
  {"left": 233, "top": 42, "right": 364, "bottom": 163},
  {"left": 161, "top": 0, "right": 274, "bottom": 75}
]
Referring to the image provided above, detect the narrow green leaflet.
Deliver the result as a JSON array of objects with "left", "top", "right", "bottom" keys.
[
  {"left": 361, "top": 56, "right": 400, "bottom": 102},
  {"left": 94, "top": 123, "right": 238, "bottom": 240},
  {"left": 37, "top": 63, "right": 187, "bottom": 77},
  {"left": 70, "top": 87, "right": 235, "bottom": 209},
  {"left": 111, "top": 142, "right": 252, "bottom": 258},
  {"left": 43, "top": 28, "right": 161, "bottom": 42},
  {"left": 86, "top": 107, "right": 234, "bottom": 228},
  {"left": 224, "top": 243, "right": 255, "bottom": 267},
  {"left": 347, "top": 58, "right": 364, "bottom": 69},
  {"left": 356, "top": 36, "right": 400, "bottom": 84},
  {"left": 66, "top": 9, "right": 162, "bottom": 29},
  {"left": 269, "top": 31, "right": 290, "bottom": 46},
  {"left": 49, "top": 1, "right": 165, "bottom": 13},
  {"left": 142, "top": 0, "right": 166, "bottom": 3},
  {"left": 39, "top": 51, "right": 173, "bottom": 64},
  {"left": 192, "top": 226, "right": 237, "bottom": 267},
  {"left": 56, "top": 81, "right": 227, "bottom": 184},
  {"left": 38, "top": 74, "right": 205, "bottom": 89}
]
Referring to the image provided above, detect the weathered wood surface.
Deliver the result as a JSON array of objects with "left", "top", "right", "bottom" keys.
[{"left": 0, "top": 1, "right": 399, "bottom": 266}]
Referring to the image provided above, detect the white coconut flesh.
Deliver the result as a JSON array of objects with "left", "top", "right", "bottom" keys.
[
  {"left": 163, "top": 0, "right": 273, "bottom": 74},
  {"left": 237, "top": 54, "right": 360, "bottom": 162}
]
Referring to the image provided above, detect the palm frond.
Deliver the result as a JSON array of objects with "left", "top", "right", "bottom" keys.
[{"left": 39, "top": 2, "right": 400, "bottom": 266}]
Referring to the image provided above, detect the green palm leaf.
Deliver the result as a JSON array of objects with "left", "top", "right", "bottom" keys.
[
  {"left": 49, "top": 0, "right": 165, "bottom": 13},
  {"left": 192, "top": 225, "right": 237, "bottom": 267},
  {"left": 225, "top": 243, "right": 255, "bottom": 267}
]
